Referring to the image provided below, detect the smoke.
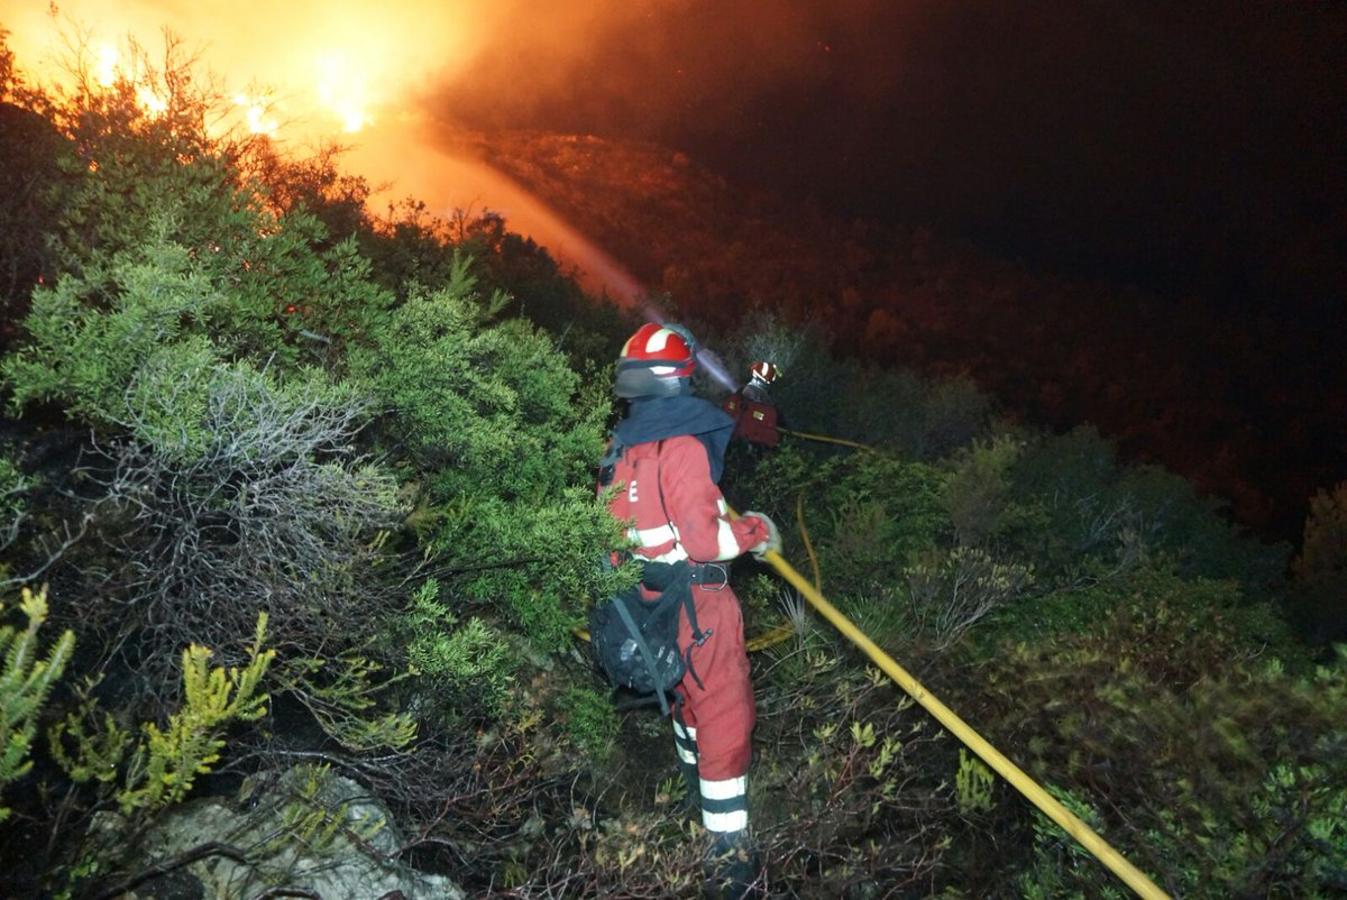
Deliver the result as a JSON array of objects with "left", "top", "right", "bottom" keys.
[
  {"left": 430, "top": 1, "right": 910, "bottom": 140},
  {"left": 433, "top": 1, "right": 1347, "bottom": 309},
  {"left": 8, "top": 2, "right": 1345, "bottom": 307}
]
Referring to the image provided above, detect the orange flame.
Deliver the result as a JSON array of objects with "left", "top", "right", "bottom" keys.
[
  {"left": 314, "top": 51, "right": 372, "bottom": 133},
  {"left": 94, "top": 43, "right": 119, "bottom": 86},
  {"left": 4, "top": 3, "right": 646, "bottom": 304},
  {"left": 233, "top": 92, "right": 279, "bottom": 137}
]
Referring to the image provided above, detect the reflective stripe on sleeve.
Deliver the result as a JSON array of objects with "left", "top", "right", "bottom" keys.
[
  {"left": 633, "top": 524, "right": 677, "bottom": 546},
  {"left": 713, "top": 516, "right": 742, "bottom": 561}
]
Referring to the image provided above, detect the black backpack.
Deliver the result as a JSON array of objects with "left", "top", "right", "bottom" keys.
[{"left": 588, "top": 560, "right": 698, "bottom": 715}]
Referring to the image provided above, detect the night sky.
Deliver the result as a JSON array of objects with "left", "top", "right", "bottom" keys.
[{"left": 439, "top": 1, "right": 1347, "bottom": 315}]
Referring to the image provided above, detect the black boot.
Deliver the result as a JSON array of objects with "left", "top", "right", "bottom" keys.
[{"left": 704, "top": 829, "right": 762, "bottom": 899}]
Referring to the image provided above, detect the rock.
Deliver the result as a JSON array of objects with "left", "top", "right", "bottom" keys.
[{"left": 100, "top": 766, "right": 465, "bottom": 900}]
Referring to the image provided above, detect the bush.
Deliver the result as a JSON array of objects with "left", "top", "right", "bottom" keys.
[
  {"left": 1292, "top": 482, "right": 1347, "bottom": 642},
  {"left": 1006, "top": 427, "right": 1285, "bottom": 590},
  {"left": 85, "top": 361, "right": 400, "bottom": 673},
  {"left": 403, "top": 578, "right": 516, "bottom": 720},
  {"left": 5, "top": 240, "right": 231, "bottom": 425},
  {"left": 740, "top": 446, "right": 947, "bottom": 597},
  {"left": 904, "top": 546, "right": 1033, "bottom": 651},
  {"left": 47, "top": 613, "right": 271, "bottom": 815},
  {"left": 350, "top": 277, "right": 626, "bottom": 650},
  {"left": 0, "top": 587, "right": 73, "bottom": 823},
  {"left": 556, "top": 685, "right": 619, "bottom": 763},
  {"left": 968, "top": 574, "right": 1346, "bottom": 897},
  {"left": 943, "top": 434, "right": 1035, "bottom": 548}
]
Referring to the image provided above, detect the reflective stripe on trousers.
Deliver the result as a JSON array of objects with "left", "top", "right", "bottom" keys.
[{"left": 700, "top": 774, "right": 748, "bottom": 833}]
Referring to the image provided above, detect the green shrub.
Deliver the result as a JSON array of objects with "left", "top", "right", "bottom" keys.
[
  {"left": 1007, "top": 427, "right": 1285, "bottom": 589},
  {"left": 1017, "top": 785, "right": 1127, "bottom": 900},
  {"left": 403, "top": 578, "right": 515, "bottom": 719},
  {"left": 904, "top": 546, "right": 1033, "bottom": 650},
  {"left": 351, "top": 279, "right": 626, "bottom": 650},
  {"left": 77, "top": 357, "right": 401, "bottom": 668},
  {"left": 785, "top": 450, "right": 948, "bottom": 600},
  {"left": 5, "top": 240, "right": 225, "bottom": 425},
  {"left": 954, "top": 749, "right": 995, "bottom": 815},
  {"left": 970, "top": 578, "right": 1346, "bottom": 897},
  {"left": 1292, "top": 482, "right": 1347, "bottom": 641},
  {"left": 943, "top": 434, "right": 1038, "bottom": 547},
  {"left": 50, "top": 612, "right": 273, "bottom": 815},
  {"left": 556, "top": 685, "right": 619, "bottom": 763},
  {"left": 0, "top": 587, "right": 74, "bottom": 823},
  {"left": 350, "top": 265, "right": 603, "bottom": 495}
]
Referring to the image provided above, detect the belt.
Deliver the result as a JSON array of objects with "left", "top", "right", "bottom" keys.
[
  {"left": 639, "top": 560, "right": 730, "bottom": 591},
  {"left": 688, "top": 562, "right": 729, "bottom": 589}
]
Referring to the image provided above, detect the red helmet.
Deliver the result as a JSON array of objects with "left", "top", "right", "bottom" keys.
[
  {"left": 615, "top": 322, "right": 698, "bottom": 398},
  {"left": 749, "top": 361, "right": 779, "bottom": 385}
]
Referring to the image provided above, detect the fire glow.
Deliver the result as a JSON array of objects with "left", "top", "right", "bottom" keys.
[
  {"left": 2, "top": 2, "right": 478, "bottom": 140},
  {"left": 52, "top": 36, "right": 373, "bottom": 138},
  {"left": 5, "top": 2, "right": 646, "bottom": 304}
]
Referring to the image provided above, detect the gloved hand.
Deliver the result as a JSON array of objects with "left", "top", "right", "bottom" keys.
[{"left": 744, "top": 510, "right": 781, "bottom": 559}]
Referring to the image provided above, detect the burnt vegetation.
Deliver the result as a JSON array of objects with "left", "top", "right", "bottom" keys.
[{"left": 0, "top": 33, "right": 1344, "bottom": 899}]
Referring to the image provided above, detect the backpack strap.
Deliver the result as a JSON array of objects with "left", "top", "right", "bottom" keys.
[{"left": 611, "top": 592, "right": 674, "bottom": 716}]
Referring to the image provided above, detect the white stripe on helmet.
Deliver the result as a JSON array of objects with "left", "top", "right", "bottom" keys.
[{"left": 645, "top": 327, "right": 675, "bottom": 352}]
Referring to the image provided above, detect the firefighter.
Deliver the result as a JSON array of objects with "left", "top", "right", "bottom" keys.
[
  {"left": 600, "top": 322, "right": 780, "bottom": 895},
  {"left": 722, "top": 361, "right": 782, "bottom": 448}
]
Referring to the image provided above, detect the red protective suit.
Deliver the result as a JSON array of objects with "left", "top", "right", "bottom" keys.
[{"left": 605, "top": 435, "right": 769, "bottom": 835}]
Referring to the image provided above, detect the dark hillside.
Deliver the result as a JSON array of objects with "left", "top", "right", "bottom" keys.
[{"left": 447, "top": 127, "right": 1347, "bottom": 543}]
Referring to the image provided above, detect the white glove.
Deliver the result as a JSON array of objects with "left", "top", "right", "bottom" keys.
[{"left": 745, "top": 510, "right": 781, "bottom": 558}]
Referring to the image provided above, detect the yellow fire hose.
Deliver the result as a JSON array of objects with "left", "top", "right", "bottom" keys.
[
  {"left": 579, "top": 495, "right": 1167, "bottom": 897},
  {"left": 778, "top": 426, "right": 875, "bottom": 452},
  {"left": 736, "top": 503, "right": 1168, "bottom": 899},
  {"left": 745, "top": 494, "right": 821, "bottom": 653}
]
